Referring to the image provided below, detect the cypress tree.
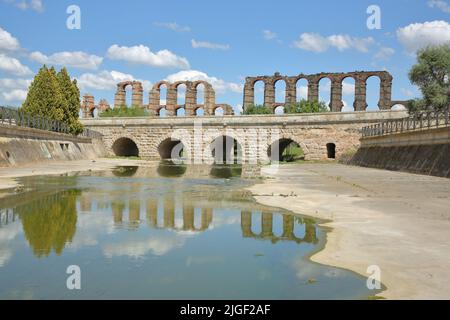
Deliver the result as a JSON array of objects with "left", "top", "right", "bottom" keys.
[
  {"left": 22, "top": 65, "right": 83, "bottom": 135},
  {"left": 22, "top": 65, "right": 65, "bottom": 121},
  {"left": 57, "top": 67, "right": 83, "bottom": 134}
]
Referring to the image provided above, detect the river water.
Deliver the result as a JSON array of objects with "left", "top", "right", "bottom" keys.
[{"left": 0, "top": 162, "right": 378, "bottom": 299}]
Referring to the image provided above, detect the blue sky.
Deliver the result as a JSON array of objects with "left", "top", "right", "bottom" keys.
[{"left": 0, "top": 0, "right": 450, "bottom": 113}]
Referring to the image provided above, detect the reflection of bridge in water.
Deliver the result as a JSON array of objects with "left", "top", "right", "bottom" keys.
[
  {"left": 0, "top": 188, "right": 320, "bottom": 259},
  {"left": 97, "top": 194, "right": 318, "bottom": 244},
  {"left": 110, "top": 197, "right": 213, "bottom": 232},
  {"left": 241, "top": 211, "right": 318, "bottom": 244}
]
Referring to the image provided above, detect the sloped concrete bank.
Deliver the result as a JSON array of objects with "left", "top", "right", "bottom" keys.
[
  {"left": 349, "top": 143, "right": 450, "bottom": 178},
  {"left": 348, "top": 127, "right": 450, "bottom": 178},
  {"left": 0, "top": 124, "right": 107, "bottom": 167}
]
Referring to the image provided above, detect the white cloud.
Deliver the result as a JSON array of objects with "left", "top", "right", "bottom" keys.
[
  {"left": 428, "top": 0, "right": 450, "bottom": 13},
  {"left": 77, "top": 70, "right": 152, "bottom": 92},
  {"left": 0, "top": 78, "right": 31, "bottom": 90},
  {"left": 342, "top": 81, "right": 355, "bottom": 95},
  {"left": 0, "top": 78, "right": 31, "bottom": 103},
  {"left": 293, "top": 33, "right": 329, "bottom": 52},
  {"left": 341, "top": 100, "right": 353, "bottom": 112},
  {"left": 154, "top": 22, "right": 191, "bottom": 32},
  {"left": 165, "top": 70, "right": 242, "bottom": 94},
  {"left": 397, "top": 20, "right": 450, "bottom": 54},
  {"left": 191, "top": 39, "right": 230, "bottom": 50},
  {"left": 29, "top": 51, "right": 103, "bottom": 70},
  {"left": 2, "top": 89, "right": 27, "bottom": 102},
  {"left": 5, "top": 0, "right": 43, "bottom": 12},
  {"left": 400, "top": 87, "right": 415, "bottom": 97},
  {"left": 292, "top": 33, "right": 375, "bottom": 53},
  {"left": 263, "top": 30, "right": 277, "bottom": 40},
  {"left": 0, "top": 27, "right": 21, "bottom": 52},
  {"left": 374, "top": 47, "right": 395, "bottom": 60},
  {"left": 107, "top": 44, "right": 190, "bottom": 69},
  {"left": 0, "top": 53, "right": 32, "bottom": 76}
]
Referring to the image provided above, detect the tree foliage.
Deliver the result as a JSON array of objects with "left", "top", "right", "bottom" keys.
[
  {"left": 99, "top": 105, "right": 148, "bottom": 117},
  {"left": 284, "top": 99, "right": 329, "bottom": 114},
  {"left": 21, "top": 65, "right": 83, "bottom": 134},
  {"left": 242, "top": 104, "right": 272, "bottom": 115},
  {"left": 408, "top": 44, "right": 450, "bottom": 112},
  {"left": 57, "top": 67, "right": 83, "bottom": 134}
]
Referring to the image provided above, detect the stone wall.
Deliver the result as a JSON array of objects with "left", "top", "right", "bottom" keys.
[
  {"left": 82, "top": 110, "right": 408, "bottom": 163},
  {"left": 0, "top": 124, "right": 107, "bottom": 167},
  {"left": 348, "top": 127, "right": 450, "bottom": 178}
]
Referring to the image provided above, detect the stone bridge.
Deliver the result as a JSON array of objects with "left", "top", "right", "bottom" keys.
[{"left": 81, "top": 110, "right": 408, "bottom": 163}]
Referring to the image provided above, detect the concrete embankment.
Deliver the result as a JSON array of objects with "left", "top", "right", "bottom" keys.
[
  {"left": 0, "top": 124, "right": 107, "bottom": 167},
  {"left": 347, "top": 126, "right": 450, "bottom": 178}
]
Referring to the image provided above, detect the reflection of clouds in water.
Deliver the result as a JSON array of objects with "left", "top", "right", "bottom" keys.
[
  {"left": 103, "top": 232, "right": 196, "bottom": 258},
  {"left": 0, "top": 222, "right": 22, "bottom": 267},
  {"left": 0, "top": 222, "right": 22, "bottom": 242},
  {"left": 292, "top": 256, "right": 347, "bottom": 280},
  {"left": 292, "top": 256, "right": 321, "bottom": 280},
  {"left": 209, "top": 212, "right": 240, "bottom": 229},
  {"left": 185, "top": 255, "right": 225, "bottom": 267},
  {"left": 0, "top": 247, "right": 12, "bottom": 267},
  {"left": 68, "top": 213, "right": 115, "bottom": 249}
]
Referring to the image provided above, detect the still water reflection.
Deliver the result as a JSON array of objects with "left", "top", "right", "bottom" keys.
[{"left": 0, "top": 164, "right": 376, "bottom": 299}]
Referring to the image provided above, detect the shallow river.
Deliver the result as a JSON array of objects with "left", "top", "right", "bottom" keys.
[{"left": 0, "top": 163, "right": 377, "bottom": 299}]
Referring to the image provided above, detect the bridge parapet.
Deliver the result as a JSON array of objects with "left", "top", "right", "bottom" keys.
[{"left": 82, "top": 110, "right": 408, "bottom": 163}]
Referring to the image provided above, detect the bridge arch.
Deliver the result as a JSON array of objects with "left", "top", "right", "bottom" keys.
[
  {"left": 267, "top": 137, "right": 304, "bottom": 162},
  {"left": 158, "top": 137, "right": 186, "bottom": 160},
  {"left": 209, "top": 135, "right": 243, "bottom": 164},
  {"left": 112, "top": 137, "right": 139, "bottom": 157}
]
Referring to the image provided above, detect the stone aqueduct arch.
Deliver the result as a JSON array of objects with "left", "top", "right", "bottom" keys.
[
  {"left": 148, "top": 80, "right": 233, "bottom": 116},
  {"left": 111, "top": 79, "right": 233, "bottom": 116},
  {"left": 114, "top": 81, "right": 144, "bottom": 108},
  {"left": 103, "top": 70, "right": 406, "bottom": 117},
  {"left": 243, "top": 71, "right": 396, "bottom": 113}
]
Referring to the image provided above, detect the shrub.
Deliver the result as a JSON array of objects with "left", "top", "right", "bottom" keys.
[
  {"left": 284, "top": 99, "right": 329, "bottom": 114},
  {"left": 242, "top": 104, "right": 272, "bottom": 115},
  {"left": 99, "top": 105, "right": 148, "bottom": 117}
]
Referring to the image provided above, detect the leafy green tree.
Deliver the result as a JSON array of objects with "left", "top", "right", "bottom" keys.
[
  {"left": 57, "top": 67, "right": 83, "bottom": 134},
  {"left": 22, "top": 65, "right": 83, "bottom": 135},
  {"left": 284, "top": 99, "right": 329, "bottom": 114},
  {"left": 408, "top": 44, "right": 450, "bottom": 112},
  {"left": 242, "top": 104, "right": 272, "bottom": 115},
  {"left": 22, "top": 65, "right": 65, "bottom": 121}
]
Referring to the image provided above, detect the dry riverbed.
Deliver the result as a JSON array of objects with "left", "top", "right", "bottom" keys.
[{"left": 248, "top": 163, "right": 450, "bottom": 300}]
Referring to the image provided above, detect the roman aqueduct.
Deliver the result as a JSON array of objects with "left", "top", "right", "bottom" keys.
[
  {"left": 80, "top": 70, "right": 410, "bottom": 163},
  {"left": 81, "top": 70, "right": 407, "bottom": 117}
]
